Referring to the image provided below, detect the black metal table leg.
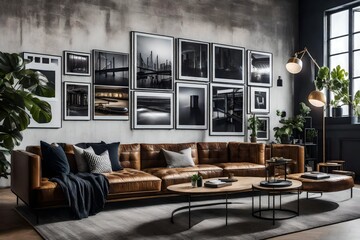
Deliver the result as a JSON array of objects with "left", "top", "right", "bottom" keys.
[
  {"left": 272, "top": 193, "right": 275, "bottom": 225},
  {"left": 225, "top": 193, "right": 228, "bottom": 226},
  {"left": 259, "top": 190, "right": 262, "bottom": 217},
  {"left": 297, "top": 188, "right": 300, "bottom": 215},
  {"left": 280, "top": 192, "right": 282, "bottom": 210},
  {"left": 188, "top": 195, "right": 191, "bottom": 229}
]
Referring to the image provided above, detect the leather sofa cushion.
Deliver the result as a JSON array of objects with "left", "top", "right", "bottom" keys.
[
  {"left": 197, "top": 142, "right": 228, "bottom": 164},
  {"left": 228, "top": 142, "right": 265, "bottom": 165},
  {"left": 119, "top": 144, "right": 141, "bottom": 170},
  {"left": 216, "top": 162, "right": 266, "bottom": 177},
  {"left": 103, "top": 168, "right": 161, "bottom": 194},
  {"left": 33, "top": 178, "right": 67, "bottom": 208},
  {"left": 143, "top": 164, "right": 223, "bottom": 190},
  {"left": 140, "top": 143, "right": 198, "bottom": 169}
]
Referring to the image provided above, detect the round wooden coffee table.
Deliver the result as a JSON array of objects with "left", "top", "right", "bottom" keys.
[{"left": 167, "top": 176, "right": 264, "bottom": 229}]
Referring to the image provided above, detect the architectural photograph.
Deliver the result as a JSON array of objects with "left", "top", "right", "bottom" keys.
[{"left": 1, "top": 1, "right": 360, "bottom": 240}]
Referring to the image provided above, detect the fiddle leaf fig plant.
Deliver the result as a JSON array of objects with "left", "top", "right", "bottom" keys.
[
  {"left": 0, "top": 52, "right": 55, "bottom": 179},
  {"left": 315, "top": 65, "right": 350, "bottom": 108}
]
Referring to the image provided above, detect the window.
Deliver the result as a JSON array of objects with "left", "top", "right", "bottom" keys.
[{"left": 326, "top": 4, "right": 360, "bottom": 117}]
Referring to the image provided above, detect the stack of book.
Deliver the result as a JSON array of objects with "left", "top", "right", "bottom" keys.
[
  {"left": 301, "top": 171, "right": 330, "bottom": 179},
  {"left": 204, "top": 179, "right": 232, "bottom": 188}
]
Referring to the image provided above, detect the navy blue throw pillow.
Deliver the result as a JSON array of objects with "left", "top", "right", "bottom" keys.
[
  {"left": 75, "top": 141, "right": 105, "bottom": 149},
  {"left": 87, "top": 142, "right": 122, "bottom": 171},
  {"left": 40, "top": 141, "right": 70, "bottom": 177}
]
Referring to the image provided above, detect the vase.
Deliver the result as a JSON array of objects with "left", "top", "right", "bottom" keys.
[
  {"left": 332, "top": 107, "right": 343, "bottom": 117},
  {"left": 250, "top": 136, "right": 257, "bottom": 143},
  {"left": 191, "top": 180, "right": 197, "bottom": 188},
  {"left": 280, "top": 135, "right": 291, "bottom": 144},
  {"left": 197, "top": 177, "right": 203, "bottom": 187}
]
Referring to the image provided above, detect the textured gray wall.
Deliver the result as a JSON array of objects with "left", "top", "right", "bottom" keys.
[{"left": 0, "top": 0, "right": 298, "bottom": 147}]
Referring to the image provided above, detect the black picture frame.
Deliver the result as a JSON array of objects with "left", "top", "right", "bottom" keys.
[
  {"left": 93, "top": 85, "right": 129, "bottom": 120},
  {"left": 176, "top": 82, "right": 208, "bottom": 129},
  {"left": 212, "top": 43, "right": 245, "bottom": 84},
  {"left": 257, "top": 116, "right": 270, "bottom": 140},
  {"left": 63, "top": 51, "right": 91, "bottom": 76},
  {"left": 247, "top": 50, "right": 272, "bottom": 87},
  {"left": 23, "top": 52, "right": 62, "bottom": 128},
  {"left": 63, "top": 82, "right": 91, "bottom": 121},
  {"left": 249, "top": 87, "right": 270, "bottom": 114},
  {"left": 210, "top": 83, "right": 245, "bottom": 136},
  {"left": 132, "top": 91, "right": 174, "bottom": 129},
  {"left": 177, "top": 38, "right": 209, "bottom": 82},
  {"left": 131, "top": 31, "right": 174, "bottom": 90},
  {"left": 93, "top": 50, "right": 129, "bottom": 87}
]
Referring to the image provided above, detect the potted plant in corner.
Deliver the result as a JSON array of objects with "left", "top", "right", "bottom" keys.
[
  {"left": 248, "top": 114, "right": 261, "bottom": 143},
  {"left": 0, "top": 52, "right": 54, "bottom": 180},
  {"left": 273, "top": 102, "right": 311, "bottom": 144},
  {"left": 352, "top": 90, "right": 360, "bottom": 123},
  {"left": 315, "top": 65, "right": 350, "bottom": 117}
]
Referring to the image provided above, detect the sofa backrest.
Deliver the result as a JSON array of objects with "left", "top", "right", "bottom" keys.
[
  {"left": 266, "top": 144, "right": 305, "bottom": 173},
  {"left": 197, "top": 142, "right": 228, "bottom": 164},
  {"left": 140, "top": 142, "right": 198, "bottom": 169},
  {"left": 228, "top": 142, "right": 265, "bottom": 165},
  {"left": 119, "top": 144, "right": 141, "bottom": 170}
]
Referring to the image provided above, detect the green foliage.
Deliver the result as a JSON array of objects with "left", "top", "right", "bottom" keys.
[
  {"left": 352, "top": 90, "right": 360, "bottom": 116},
  {"left": 191, "top": 173, "right": 201, "bottom": 181},
  {"left": 0, "top": 52, "right": 54, "bottom": 179},
  {"left": 247, "top": 114, "right": 261, "bottom": 137},
  {"left": 273, "top": 102, "right": 311, "bottom": 143},
  {"left": 315, "top": 65, "right": 350, "bottom": 107}
]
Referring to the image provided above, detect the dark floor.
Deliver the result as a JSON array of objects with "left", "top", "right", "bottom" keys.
[{"left": 1, "top": 187, "right": 360, "bottom": 240}]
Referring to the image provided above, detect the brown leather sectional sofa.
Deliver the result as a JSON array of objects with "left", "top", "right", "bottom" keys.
[{"left": 11, "top": 142, "right": 304, "bottom": 209}]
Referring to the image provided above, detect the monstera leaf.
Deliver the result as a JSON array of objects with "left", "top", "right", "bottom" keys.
[{"left": 0, "top": 51, "right": 55, "bottom": 179}]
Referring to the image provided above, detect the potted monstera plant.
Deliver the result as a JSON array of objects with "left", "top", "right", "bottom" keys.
[{"left": 0, "top": 52, "right": 54, "bottom": 180}]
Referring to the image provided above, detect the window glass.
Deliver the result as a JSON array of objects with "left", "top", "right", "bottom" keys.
[
  {"left": 329, "top": 53, "right": 349, "bottom": 72},
  {"left": 330, "top": 36, "right": 348, "bottom": 54},
  {"left": 330, "top": 10, "right": 349, "bottom": 38},
  {"left": 354, "top": 33, "right": 360, "bottom": 50},
  {"left": 353, "top": 78, "right": 360, "bottom": 95},
  {"left": 354, "top": 7, "right": 360, "bottom": 32},
  {"left": 354, "top": 51, "right": 360, "bottom": 77}
]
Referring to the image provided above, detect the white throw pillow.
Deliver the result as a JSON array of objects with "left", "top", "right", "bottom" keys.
[
  {"left": 162, "top": 148, "right": 195, "bottom": 168},
  {"left": 83, "top": 150, "right": 112, "bottom": 174},
  {"left": 73, "top": 145, "right": 95, "bottom": 172}
]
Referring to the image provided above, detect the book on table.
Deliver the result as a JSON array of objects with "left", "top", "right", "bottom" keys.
[
  {"left": 204, "top": 179, "right": 232, "bottom": 188},
  {"left": 301, "top": 171, "right": 330, "bottom": 179}
]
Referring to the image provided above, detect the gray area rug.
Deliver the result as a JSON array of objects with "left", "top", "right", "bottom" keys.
[{"left": 16, "top": 189, "right": 360, "bottom": 240}]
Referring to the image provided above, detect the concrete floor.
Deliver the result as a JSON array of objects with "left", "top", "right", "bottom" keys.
[{"left": 1, "top": 187, "right": 360, "bottom": 240}]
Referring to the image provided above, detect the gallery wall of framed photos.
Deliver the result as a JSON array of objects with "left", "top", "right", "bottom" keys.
[{"left": 21, "top": 31, "right": 274, "bottom": 140}]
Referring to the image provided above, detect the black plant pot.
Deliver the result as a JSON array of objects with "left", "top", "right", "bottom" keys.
[
  {"left": 332, "top": 107, "right": 343, "bottom": 118},
  {"left": 280, "top": 135, "right": 291, "bottom": 144}
]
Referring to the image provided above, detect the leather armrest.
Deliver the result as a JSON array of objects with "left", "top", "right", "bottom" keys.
[{"left": 11, "top": 150, "right": 41, "bottom": 206}]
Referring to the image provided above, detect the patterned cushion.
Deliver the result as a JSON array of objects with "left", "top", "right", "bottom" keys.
[
  {"left": 83, "top": 150, "right": 112, "bottom": 174},
  {"left": 73, "top": 145, "right": 95, "bottom": 172}
]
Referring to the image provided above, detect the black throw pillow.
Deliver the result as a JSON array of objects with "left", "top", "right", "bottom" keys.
[
  {"left": 40, "top": 141, "right": 70, "bottom": 177},
  {"left": 75, "top": 141, "right": 105, "bottom": 149},
  {"left": 87, "top": 142, "right": 122, "bottom": 171}
]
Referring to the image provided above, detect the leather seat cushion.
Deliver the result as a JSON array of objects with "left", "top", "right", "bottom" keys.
[
  {"left": 103, "top": 168, "right": 161, "bottom": 194},
  {"left": 288, "top": 173, "right": 354, "bottom": 192},
  {"left": 33, "top": 178, "right": 67, "bottom": 208},
  {"left": 216, "top": 162, "right": 266, "bottom": 177},
  {"left": 143, "top": 164, "right": 223, "bottom": 190}
]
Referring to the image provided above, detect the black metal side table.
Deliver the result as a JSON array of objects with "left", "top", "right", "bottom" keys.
[{"left": 252, "top": 179, "right": 302, "bottom": 225}]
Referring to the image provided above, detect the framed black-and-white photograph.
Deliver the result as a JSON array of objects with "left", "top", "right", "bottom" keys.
[
  {"left": 178, "top": 38, "right": 209, "bottom": 82},
  {"left": 93, "top": 50, "right": 129, "bottom": 86},
  {"left": 64, "top": 51, "right": 91, "bottom": 76},
  {"left": 212, "top": 43, "right": 245, "bottom": 84},
  {"left": 247, "top": 50, "right": 272, "bottom": 87},
  {"left": 64, "top": 82, "right": 90, "bottom": 121},
  {"left": 132, "top": 32, "right": 174, "bottom": 90},
  {"left": 210, "top": 83, "right": 245, "bottom": 136},
  {"left": 249, "top": 87, "right": 270, "bottom": 114},
  {"left": 93, "top": 85, "right": 129, "bottom": 120},
  {"left": 23, "top": 52, "right": 62, "bottom": 128},
  {"left": 176, "top": 83, "right": 208, "bottom": 129},
  {"left": 257, "top": 116, "right": 270, "bottom": 140},
  {"left": 132, "top": 91, "right": 173, "bottom": 129}
]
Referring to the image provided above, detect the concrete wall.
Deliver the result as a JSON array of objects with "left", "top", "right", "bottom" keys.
[{"left": 0, "top": 0, "right": 298, "bottom": 148}]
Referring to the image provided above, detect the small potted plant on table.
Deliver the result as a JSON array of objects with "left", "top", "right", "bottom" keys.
[
  {"left": 248, "top": 114, "right": 261, "bottom": 143},
  {"left": 191, "top": 173, "right": 202, "bottom": 187}
]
